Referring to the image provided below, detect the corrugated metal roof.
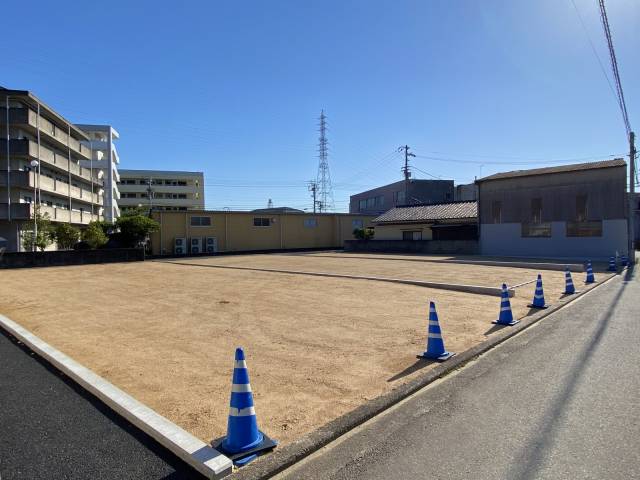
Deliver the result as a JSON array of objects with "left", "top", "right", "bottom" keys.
[
  {"left": 373, "top": 201, "right": 477, "bottom": 224},
  {"left": 476, "top": 159, "right": 626, "bottom": 182}
]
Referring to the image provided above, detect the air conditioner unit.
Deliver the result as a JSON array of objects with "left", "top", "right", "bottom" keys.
[
  {"left": 190, "top": 237, "right": 202, "bottom": 254},
  {"left": 205, "top": 236, "right": 217, "bottom": 254},
  {"left": 174, "top": 237, "right": 186, "bottom": 255}
]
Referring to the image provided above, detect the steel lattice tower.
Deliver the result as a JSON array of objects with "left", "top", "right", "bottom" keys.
[{"left": 316, "top": 110, "right": 334, "bottom": 212}]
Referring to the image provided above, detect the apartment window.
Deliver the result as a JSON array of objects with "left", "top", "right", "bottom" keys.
[
  {"left": 352, "top": 219, "right": 364, "bottom": 229},
  {"left": 366, "top": 197, "right": 376, "bottom": 209},
  {"left": 253, "top": 217, "right": 271, "bottom": 227},
  {"left": 521, "top": 223, "right": 551, "bottom": 237},
  {"left": 190, "top": 216, "right": 212, "bottom": 227},
  {"left": 358, "top": 199, "right": 367, "bottom": 211},
  {"left": 178, "top": 194, "right": 187, "bottom": 199},
  {"left": 576, "top": 195, "right": 588, "bottom": 221},
  {"left": 402, "top": 230, "right": 422, "bottom": 241},
  {"left": 304, "top": 218, "right": 318, "bottom": 228},
  {"left": 178, "top": 181, "right": 187, "bottom": 186},
  {"left": 491, "top": 201, "right": 502, "bottom": 224},
  {"left": 567, "top": 221, "right": 602, "bottom": 237},
  {"left": 23, "top": 195, "right": 33, "bottom": 203},
  {"left": 375, "top": 196, "right": 385, "bottom": 207},
  {"left": 395, "top": 191, "right": 406, "bottom": 205},
  {"left": 123, "top": 179, "right": 136, "bottom": 185},
  {"left": 531, "top": 198, "right": 542, "bottom": 223}
]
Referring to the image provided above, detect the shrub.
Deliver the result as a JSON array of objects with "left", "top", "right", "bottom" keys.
[
  {"left": 82, "top": 221, "right": 109, "bottom": 249},
  {"left": 54, "top": 223, "right": 81, "bottom": 250}
]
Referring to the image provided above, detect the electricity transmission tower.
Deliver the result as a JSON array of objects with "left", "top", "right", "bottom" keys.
[{"left": 315, "top": 110, "right": 334, "bottom": 212}]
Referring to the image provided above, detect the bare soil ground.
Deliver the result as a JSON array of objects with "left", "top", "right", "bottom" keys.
[{"left": 0, "top": 256, "right": 607, "bottom": 447}]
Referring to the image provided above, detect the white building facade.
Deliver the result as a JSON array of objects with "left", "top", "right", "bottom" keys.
[{"left": 77, "top": 124, "right": 121, "bottom": 222}]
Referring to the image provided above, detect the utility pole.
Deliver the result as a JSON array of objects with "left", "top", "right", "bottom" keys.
[
  {"left": 308, "top": 181, "right": 318, "bottom": 213},
  {"left": 399, "top": 145, "right": 415, "bottom": 205},
  {"left": 630, "top": 131, "right": 636, "bottom": 264}
]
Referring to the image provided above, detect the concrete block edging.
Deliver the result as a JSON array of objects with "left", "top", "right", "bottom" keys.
[
  {"left": 233, "top": 271, "right": 621, "bottom": 480},
  {"left": 0, "top": 314, "right": 233, "bottom": 480}
]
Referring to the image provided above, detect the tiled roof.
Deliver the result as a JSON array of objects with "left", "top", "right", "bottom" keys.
[
  {"left": 476, "top": 159, "right": 626, "bottom": 182},
  {"left": 373, "top": 201, "right": 477, "bottom": 224}
]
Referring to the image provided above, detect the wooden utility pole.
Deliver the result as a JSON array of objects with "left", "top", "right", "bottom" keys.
[
  {"left": 399, "top": 145, "right": 415, "bottom": 206},
  {"left": 630, "top": 131, "right": 636, "bottom": 264}
]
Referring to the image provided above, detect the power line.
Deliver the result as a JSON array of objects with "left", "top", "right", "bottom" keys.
[
  {"left": 598, "top": 0, "right": 632, "bottom": 137},
  {"left": 569, "top": 0, "right": 618, "bottom": 106},
  {"left": 413, "top": 153, "right": 624, "bottom": 166}
]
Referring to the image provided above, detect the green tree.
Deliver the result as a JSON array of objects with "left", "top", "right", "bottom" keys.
[
  {"left": 352, "top": 227, "right": 374, "bottom": 240},
  {"left": 82, "top": 221, "right": 109, "bottom": 249},
  {"left": 54, "top": 223, "right": 81, "bottom": 250},
  {"left": 22, "top": 207, "right": 55, "bottom": 252},
  {"left": 115, "top": 214, "right": 159, "bottom": 248}
]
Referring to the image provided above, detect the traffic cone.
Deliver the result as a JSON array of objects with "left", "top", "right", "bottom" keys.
[
  {"left": 585, "top": 261, "right": 595, "bottom": 284},
  {"left": 564, "top": 268, "right": 576, "bottom": 295},
  {"left": 621, "top": 255, "right": 628, "bottom": 267},
  {"left": 418, "top": 302, "right": 455, "bottom": 361},
  {"left": 493, "top": 284, "right": 518, "bottom": 326},
  {"left": 608, "top": 256, "right": 617, "bottom": 272},
  {"left": 527, "top": 274, "right": 548, "bottom": 309},
  {"left": 213, "top": 348, "right": 277, "bottom": 466}
]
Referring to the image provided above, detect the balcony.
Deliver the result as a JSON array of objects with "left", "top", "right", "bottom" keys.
[
  {"left": 0, "top": 203, "right": 31, "bottom": 219},
  {"left": 0, "top": 171, "right": 103, "bottom": 206},
  {"left": 0, "top": 107, "right": 91, "bottom": 160},
  {"left": 0, "top": 139, "right": 103, "bottom": 186}
]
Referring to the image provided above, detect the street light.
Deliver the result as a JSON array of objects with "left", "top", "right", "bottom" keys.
[{"left": 29, "top": 159, "right": 39, "bottom": 252}]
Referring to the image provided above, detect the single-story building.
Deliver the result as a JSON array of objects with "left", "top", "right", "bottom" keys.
[
  {"left": 373, "top": 201, "right": 478, "bottom": 241},
  {"left": 476, "top": 159, "right": 629, "bottom": 259},
  {"left": 149, "top": 210, "right": 375, "bottom": 255}
]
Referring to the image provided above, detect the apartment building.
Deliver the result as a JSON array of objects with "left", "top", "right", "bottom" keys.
[
  {"left": 117, "top": 169, "right": 204, "bottom": 212},
  {"left": 0, "top": 87, "right": 104, "bottom": 252},
  {"left": 77, "top": 124, "right": 121, "bottom": 222}
]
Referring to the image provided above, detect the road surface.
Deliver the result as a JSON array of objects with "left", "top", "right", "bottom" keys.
[
  {"left": 0, "top": 330, "right": 202, "bottom": 480},
  {"left": 278, "top": 268, "right": 640, "bottom": 480}
]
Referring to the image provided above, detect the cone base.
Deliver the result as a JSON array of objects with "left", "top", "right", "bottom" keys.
[
  {"left": 584, "top": 281, "right": 596, "bottom": 284},
  {"left": 417, "top": 351, "right": 456, "bottom": 362},
  {"left": 564, "top": 290, "right": 579, "bottom": 295},
  {"left": 527, "top": 303, "right": 548, "bottom": 309},
  {"left": 492, "top": 319, "right": 519, "bottom": 326},
  {"left": 212, "top": 431, "right": 278, "bottom": 467}
]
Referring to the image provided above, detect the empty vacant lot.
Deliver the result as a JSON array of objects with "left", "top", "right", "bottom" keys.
[{"left": 0, "top": 254, "right": 605, "bottom": 446}]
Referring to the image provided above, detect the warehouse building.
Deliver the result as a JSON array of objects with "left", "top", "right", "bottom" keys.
[
  {"left": 150, "top": 210, "right": 374, "bottom": 255},
  {"left": 476, "top": 159, "right": 629, "bottom": 259},
  {"left": 349, "top": 179, "right": 454, "bottom": 215}
]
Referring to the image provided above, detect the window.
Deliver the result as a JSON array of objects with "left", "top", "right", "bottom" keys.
[
  {"left": 394, "top": 191, "right": 406, "bottom": 205},
  {"left": 253, "top": 217, "right": 271, "bottom": 227},
  {"left": 178, "top": 181, "right": 187, "bottom": 186},
  {"left": 531, "top": 198, "right": 542, "bottom": 223},
  {"left": 366, "top": 197, "right": 376, "bottom": 209},
  {"left": 567, "top": 221, "right": 602, "bottom": 237},
  {"left": 576, "top": 195, "right": 588, "bottom": 221},
  {"left": 491, "top": 201, "right": 502, "bottom": 224},
  {"left": 178, "top": 194, "right": 187, "bottom": 199},
  {"left": 23, "top": 195, "right": 33, "bottom": 203},
  {"left": 375, "top": 196, "right": 385, "bottom": 207},
  {"left": 190, "top": 216, "right": 212, "bottom": 227},
  {"left": 403, "top": 230, "right": 422, "bottom": 241},
  {"left": 521, "top": 223, "right": 551, "bottom": 237},
  {"left": 304, "top": 218, "right": 318, "bottom": 228},
  {"left": 352, "top": 219, "right": 364, "bottom": 229},
  {"left": 359, "top": 199, "right": 367, "bottom": 211}
]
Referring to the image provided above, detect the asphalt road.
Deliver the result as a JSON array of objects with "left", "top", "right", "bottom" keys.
[
  {"left": 0, "top": 330, "right": 203, "bottom": 480},
  {"left": 278, "top": 268, "right": 640, "bottom": 480}
]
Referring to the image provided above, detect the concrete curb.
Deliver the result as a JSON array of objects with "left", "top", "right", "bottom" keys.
[
  {"left": 162, "top": 261, "right": 513, "bottom": 297},
  {"left": 232, "top": 272, "right": 619, "bottom": 480},
  {"left": 0, "top": 314, "right": 233, "bottom": 480},
  {"left": 300, "top": 253, "right": 585, "bottom": 272}
]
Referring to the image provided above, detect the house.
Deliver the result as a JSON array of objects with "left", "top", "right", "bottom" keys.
[
  {"left": 476, "top": 159, "right": 629, "bottom": 259},
  {"left": 373, "top": 201, "right": 478, "bottom": 241}
]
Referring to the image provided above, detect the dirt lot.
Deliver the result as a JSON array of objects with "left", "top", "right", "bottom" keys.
[{"left": 0, "top": 255, "right": 605, "bottom": 447}]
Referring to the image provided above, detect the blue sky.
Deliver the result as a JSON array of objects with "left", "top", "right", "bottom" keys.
[{"left": 2, "top": 0, "right": 638, "bottom": 211}]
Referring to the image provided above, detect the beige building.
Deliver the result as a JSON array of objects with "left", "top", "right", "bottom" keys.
[
  {"left": 118, "top": 169, "right": 204, "bottom": 212},
  {"left": 150, "top": 210, "right": 374, "bottom": 255},
  {"left": 1, "top": 87, "right": 104, "bottom": 252}
]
